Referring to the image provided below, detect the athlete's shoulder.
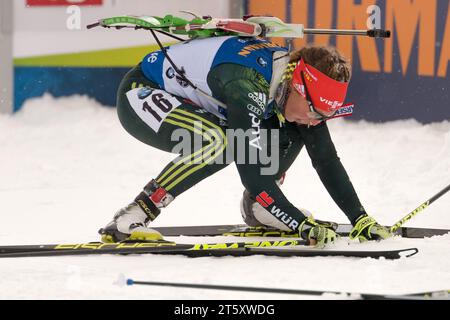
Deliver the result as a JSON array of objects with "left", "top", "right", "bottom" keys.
[
  {"left": 212, "top": 37, "right": 287, "bottom": 83},
  {"left": 217, "top": 36, "right": 287, "bottom": 54},
  {"left": 209, "top": 63, "right": 269, "bottom": 88}
]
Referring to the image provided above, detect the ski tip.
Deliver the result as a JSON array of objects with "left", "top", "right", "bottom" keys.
[
  {"left": 401, "top": 248, "right": 419, "bottom": 258},
  {"left": 126, "top": 279, "right": 135, "bottom": 286}
]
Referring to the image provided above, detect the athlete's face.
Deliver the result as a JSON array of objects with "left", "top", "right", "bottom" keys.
[{"left": 284, "top": 85, "right": 322, "bottom": 126}]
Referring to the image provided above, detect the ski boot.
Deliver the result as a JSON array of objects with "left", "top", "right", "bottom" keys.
[
  {"left": 99, "top": 202, "right": 163, "bottom": 243},
  {"left": 99, "top": 180, "right": 174, "bottom": 243}
]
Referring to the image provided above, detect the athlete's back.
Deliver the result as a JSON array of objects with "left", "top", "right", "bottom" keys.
[{"left": 141, "top": 36, "right": 287, "bottom": 119}]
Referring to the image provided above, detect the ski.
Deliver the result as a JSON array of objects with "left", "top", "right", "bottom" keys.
[
  {"left": 0, "top": 240, "right": 417, "bottom": 259},
  {"left": 152, "top": 224, "right": 450, "bottom": 238}
]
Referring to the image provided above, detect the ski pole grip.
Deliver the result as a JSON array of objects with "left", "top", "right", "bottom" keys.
[{"left": 367, "top": 29, "right": 391, "bottom": 38}]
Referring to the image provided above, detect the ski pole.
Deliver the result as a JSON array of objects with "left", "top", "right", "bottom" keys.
[
  {"left": 390, "top": 183, "right": 450, "bottom": 233},
  {"left": 125, "top": 278, "right": 449, "bottom": 300},
  {"left": 127, "top": 279, "right": 329, "bottom": 296}
]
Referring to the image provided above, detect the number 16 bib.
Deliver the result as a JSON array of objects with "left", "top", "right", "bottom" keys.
[{"left": 126, "top": 87, "right": 182, "bottom": 133}]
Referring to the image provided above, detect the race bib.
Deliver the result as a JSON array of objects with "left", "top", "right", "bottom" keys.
[{"left": 126, "top": 87, "right": 182, "bottom": 133}]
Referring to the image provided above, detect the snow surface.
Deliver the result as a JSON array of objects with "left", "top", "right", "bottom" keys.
[{"left": 0, "top": 94, "right": 449, "bottom": 300}]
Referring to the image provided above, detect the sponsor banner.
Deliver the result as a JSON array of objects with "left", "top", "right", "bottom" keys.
[
  {"left": 14, "top": 67, "right": 129, "bottom": 111},
  {"left": 26, "top": 0, "right": 102, "bottom": 6},
  {"left": 245, "top": 0, "right": 450, "bottom": 123}
]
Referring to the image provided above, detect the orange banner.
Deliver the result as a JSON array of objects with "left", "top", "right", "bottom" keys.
[
  {"left": 244, "top": 0, "right": 449, "bottom": 122},
  {"left": 245, "top": 0, "right": 449, "bottom": 78}
]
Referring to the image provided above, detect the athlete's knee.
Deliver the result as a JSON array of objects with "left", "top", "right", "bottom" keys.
[{"left": 240, "top": 189, "right": 292, "bottom": 231}]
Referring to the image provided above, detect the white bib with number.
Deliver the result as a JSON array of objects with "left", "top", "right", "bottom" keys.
[{"left": 126, "top": 87, "right": 182, "bottom": 133}]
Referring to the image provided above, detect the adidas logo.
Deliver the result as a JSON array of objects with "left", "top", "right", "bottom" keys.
[{"left": 248, "top": 92, "right": 267, "bottom": 109}]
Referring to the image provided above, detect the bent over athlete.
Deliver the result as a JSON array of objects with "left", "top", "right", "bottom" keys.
[{"left": 99, "top": 36, "right": 390, "bottom": 246}]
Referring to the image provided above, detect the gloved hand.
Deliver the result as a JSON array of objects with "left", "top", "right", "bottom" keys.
[
  {"left": 299, "top": 217, "right": 339, "bottom": 248},
  {"left": 312, "top": 218, "right": 339, "bottom": 231},
  {"left": 350, "top": 214, "right": 391, "bottom": 242}
]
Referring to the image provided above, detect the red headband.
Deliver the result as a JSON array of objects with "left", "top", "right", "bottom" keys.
[{"left": 292, "top": 59, "right": 350, "bottom": 114}]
